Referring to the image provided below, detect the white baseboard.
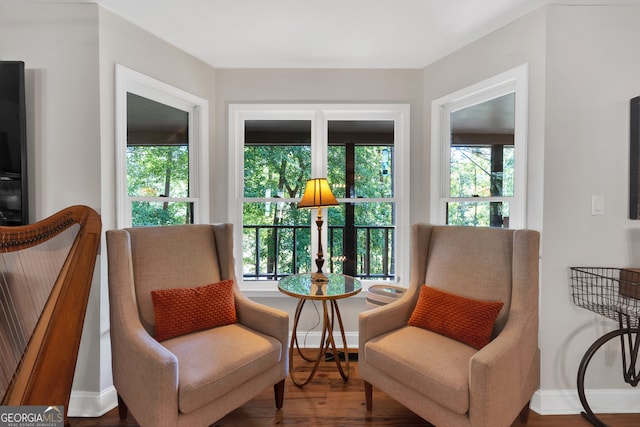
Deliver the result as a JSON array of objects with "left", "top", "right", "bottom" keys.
[
  {"left": 70, "top": 339, "right": 639, "bottom": 418},
  {"left": 67, "top": 385, "right": 118, "bottom": 417},
  {"left": 68, "top": 385, "right": 640, "bottom": 418},
  {"left": 532, "top": 388, "right": 640, "bottom": 415}
]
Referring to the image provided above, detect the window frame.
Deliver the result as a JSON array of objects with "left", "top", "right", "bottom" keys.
[
  {"left": 115, "top": 65, "right": 209, "bottom": 228},
  {"left": 229, "top": 103, "right": 410, "bottom": 294},
  {"left": 430, "top": 64, "right": 529, "bottom": 228}
]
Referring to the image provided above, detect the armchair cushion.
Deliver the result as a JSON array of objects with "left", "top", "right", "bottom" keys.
[
  {"left": 162, "top": 323, "right": 282, "bottom": 414},
  {"left": 151, "top": 279, "right": 237, "bottom": 341},
  {"left": 365, "top": 325, "right": 477, "bottom": 414},
  {"left": 408, "top": 285, "right": 504, "bottom": 350}
]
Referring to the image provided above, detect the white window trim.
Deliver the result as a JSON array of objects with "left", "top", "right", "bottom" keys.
[
  {"left": 430, "top": 64, "right": 529, "bottom": 228},
  {"left": 115, "top": 65, "right": 209, "bottom": 228},
  {"left": 229, "top": 103, "right": 410, "bottom": 295}
]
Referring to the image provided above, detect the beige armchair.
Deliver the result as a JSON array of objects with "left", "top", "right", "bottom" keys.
[
  {"left": 359, "top": 224, "right": 540, "bottom": 427},
  {"left": 107, "top": 224, "right": 288, "bottom": 427}
]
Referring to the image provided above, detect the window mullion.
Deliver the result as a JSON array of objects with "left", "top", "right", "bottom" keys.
[
  {"left": 312, "top": 110, "right": 328, "bottom": 176},
  {"left": 310, "top": 111, "right": 329, "bottom": 275}
]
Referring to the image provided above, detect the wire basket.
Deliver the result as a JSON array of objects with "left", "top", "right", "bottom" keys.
[{"left": 570, "top": 267, "right": 640, "bottom": 328}]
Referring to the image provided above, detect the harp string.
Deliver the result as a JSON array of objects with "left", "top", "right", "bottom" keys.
[
  {"left": 0, "top": 224, "right": 79, "bottom": 401},
  {"left": 0, "top": 259, "right": 21, "bottom": 394},
  {"left": 0, "top": 251, "right": 27, "bottom": 396}
]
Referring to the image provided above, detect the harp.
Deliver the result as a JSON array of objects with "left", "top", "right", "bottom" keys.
[{"left": 0, "top": 205, "right": 101, "bottom": 421}]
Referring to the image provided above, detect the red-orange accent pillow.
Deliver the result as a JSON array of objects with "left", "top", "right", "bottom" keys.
[
  {"left": 407, "top": 285, "right": 504, "bottom": 350},
  {"left": 151, "top": 279, "right": 237, "bottom": 342}
]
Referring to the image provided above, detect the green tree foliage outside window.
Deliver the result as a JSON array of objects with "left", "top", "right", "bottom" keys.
[
  {"left": 243, "top": 141, "right": 395, "bottom": 279},
  {"left": 243, "top": 144, "right": 312, "bottom": 277},
  {"left": 448, "top": 145, "right": 514, "bottom": 227},
  {"left": 127, "top": 145, "right": 191, "bottom": 226}
]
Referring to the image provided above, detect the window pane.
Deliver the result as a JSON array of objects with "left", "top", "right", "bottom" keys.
[
  {"left": 327, "top": 202, "right": 395, "bottom": 279},
  {"left": 127, "top": 93, "right": 190, "bottom": 199},
  {"left": 131, "top": 201, "right": 193, "bottom": 226},
  {"left": 239, "top": 113, "right": 402, "bottom": 283},
  {"left": 449, "top": 92, "right": 515, "bottom": 201},
  {"left": 127, "top": 146, "right": 189, "bottom": 197},
  {"left": 354, "top": 202, "right": 394, "bottom": 226},
  {"left": 328, "top": 145, "right": 346, "bottom": 197},
  {"left": 243, "top": 201, "right": 309, "bottom": 226},
  {"left": 244, "top": 120, "right": 311, "bottom": 198},
  {"left": 503, "top": 146, "right": 514, "bottom": 197},
  {"left": 328, "top": 120, "right": 394, "bottom": 198},
  {"left": 327, "top": 120, "right": 396, "bottom": 280},
  {"left": 328, "top": 225, "right": 344, "bottom": 274},
  {"left": 243, "top": 120, "right": 312, "bottom": 280},
  {"left": 355, "top": 145, "right": 394, "bottom": 198},
  {"left": 242, "top": 202, "right": 311, "bottom": 280},
  {"left": 446, "top": 201, "right": 511, "bottom": 228},
  {"left": 449, "top": 146, "right": 514, "bottom": 198},
  {"left": 450, "top": 146, "right": 491, "bottom": 197}
]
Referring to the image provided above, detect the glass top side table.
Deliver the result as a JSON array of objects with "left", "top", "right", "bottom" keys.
[{"left": 278, "top": 273, "right": 362, "bottom": 387}]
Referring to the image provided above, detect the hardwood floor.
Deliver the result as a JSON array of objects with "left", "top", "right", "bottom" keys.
[{"left": 69, "top": 353, "right": 640, "bottom": 427}]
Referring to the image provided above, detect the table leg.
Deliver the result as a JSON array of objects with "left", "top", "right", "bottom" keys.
[
  {"left": 289, "top": 297, "right": 352, "bottom": 387},
  {"left": 326, "top": 299, "right": 351, "bottom": 380},
  {"left": 289, "top": 298, "right": 326, "bottom": 387},
  {"left": 291, "top": 299, "right": 317, "bottom": 363}
]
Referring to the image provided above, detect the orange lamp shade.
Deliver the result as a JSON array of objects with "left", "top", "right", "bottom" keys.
[{"left": 298, "top": 178, "right": 338, "bottom": 208}]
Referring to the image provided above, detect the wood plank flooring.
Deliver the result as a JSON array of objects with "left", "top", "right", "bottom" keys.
[{"left": 69, "top": 353, "right": 640, "bottom": 427}]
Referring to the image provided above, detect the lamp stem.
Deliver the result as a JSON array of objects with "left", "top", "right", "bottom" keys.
[{"left": 314, "top": 207, "right": 327, "bottom": 281}]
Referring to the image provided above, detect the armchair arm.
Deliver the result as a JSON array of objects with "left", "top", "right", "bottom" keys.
[
  {"left": 468, "top": 310, "right": 539, "bottom": 427},
  {"left": 111, "top": 324, "right": 180, "bottom": 426},
  {"left": 359, "top": 222, "right": 433, "bottom": 347},
  {"left": 233, "top": 288, "right": 289, "bottom": 349},
  {"left": 358, "top": 291, "right": 415, "bottom": 350}
]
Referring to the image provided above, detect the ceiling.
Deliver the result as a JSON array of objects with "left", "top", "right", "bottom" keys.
[
  {"left": 33, "top": 0, "right": 637, "bottom": 69},
  {"left": 33, "top": 0, "right": 635, "bottom": 136}
]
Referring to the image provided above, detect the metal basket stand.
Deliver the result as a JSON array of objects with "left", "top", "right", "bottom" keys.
[{"left": 569, "top": 267, "right": 640, "bottom": 427}]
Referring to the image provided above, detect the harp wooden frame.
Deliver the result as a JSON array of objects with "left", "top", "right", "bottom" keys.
[{"left": 0, "top": 205, "right": 101, "bottom": 421}]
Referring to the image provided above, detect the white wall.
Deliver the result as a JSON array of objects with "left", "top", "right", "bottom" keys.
[
  {"left": 0, "top": 3, "right": 101, "bottom": 219},
  {"left": 539, "top": 5, "right": 640, "bottom": 413},
  {"left": 1, "top": 2, "right": 217, "bottom": 416},
  {"left": 0, "top": 0, "right": 104, "bottom": 405}
]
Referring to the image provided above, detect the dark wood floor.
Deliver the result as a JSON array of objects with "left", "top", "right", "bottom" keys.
[{"left": 69, "top": 353, "right": 640, "bottom": 426}]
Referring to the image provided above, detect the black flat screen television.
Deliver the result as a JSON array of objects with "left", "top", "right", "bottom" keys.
[{"left": 0, "top": 60, "right": 28, "bottom": 225}]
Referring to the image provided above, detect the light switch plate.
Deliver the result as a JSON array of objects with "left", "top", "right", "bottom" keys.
[{"left": 592, "top": 195, "right": 604, "bottom": 216}]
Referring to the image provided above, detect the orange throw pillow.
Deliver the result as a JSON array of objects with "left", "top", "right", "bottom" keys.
[
  {"left": 408, "top": 285, "right": 504, "bottom": 350},
  {"left": 151, "top": 279, "right": 237, "bottom": 342}
]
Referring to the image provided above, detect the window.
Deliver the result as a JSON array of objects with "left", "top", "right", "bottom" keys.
[
  {"left": 115, "top": 65, "right": 209, "bottom": 227},
  {"left": 229, "top": 104, "right": 410, "bottom": 292},
  {"left": 431, "top": 65, "right": 528, "bottom": 228}
]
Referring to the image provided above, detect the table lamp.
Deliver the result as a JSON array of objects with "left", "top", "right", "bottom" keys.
[{"left": 298, "top": 178, "right": 339, "bottom": 282}]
